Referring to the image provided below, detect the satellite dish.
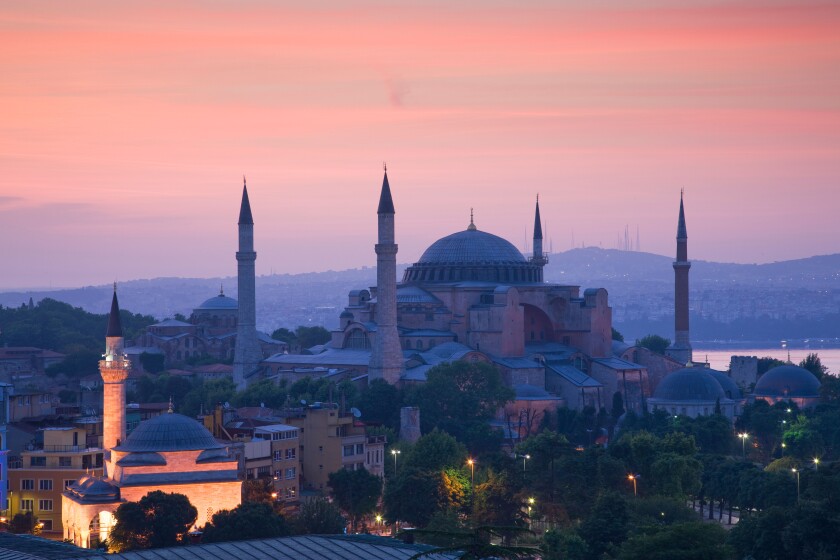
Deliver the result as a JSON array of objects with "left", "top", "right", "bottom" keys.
[
  {"left": 223, "top": 402, "right": 230, "bottom": 409},
  {"left": 300, "top": 399, "right": 307, "bottom": 405},
  {"left": 350, "top": 407, "right": 362, "bottom": 418}
]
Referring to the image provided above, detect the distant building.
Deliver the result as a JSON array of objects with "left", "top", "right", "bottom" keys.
[
  {"left": 646, "top": 366, "right": 744, "bottom": 420},
  {"left": 753, "top": 365, "right": 821, "bottom": 409},
  {"left": 0, "top": 347, "right": 65, "bottom": 380}
]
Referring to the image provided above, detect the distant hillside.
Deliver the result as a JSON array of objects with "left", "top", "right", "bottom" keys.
[{"left": 2, "top": 249, "right": 839, "bottom": 338}]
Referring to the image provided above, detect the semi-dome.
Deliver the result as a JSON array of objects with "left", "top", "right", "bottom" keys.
[
  {"left": 66, "top": 475, "right": 120, "bottom": 503},
  {"left": 114, "top": 412, "right": 223, "bottom": 453},
  {"left": 652, "top": 367, "right": 726, "bottom": 401},
  {"left": 195, "top": 293, "right": 238, "bottom": 311},
  {"left": 754, "top": 365, "right": 821, "bottom": 398},
  {"left": 403, "top": 227, "right": 544, "bottom": 284},
  {"left": 707, "top": 369, "right": 742, "bottom": 400}
]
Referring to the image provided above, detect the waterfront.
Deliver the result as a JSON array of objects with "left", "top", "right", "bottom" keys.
[{"left": 695, "top": 348, "right": 840, "bottom": 375}]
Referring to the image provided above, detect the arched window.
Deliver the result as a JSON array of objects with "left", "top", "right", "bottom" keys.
[
  {"left": 416, "top": 340, "right": 423, "bottom": 350},
  {"left": 345, "top": 330, "right": 370, "bottom": 350}
]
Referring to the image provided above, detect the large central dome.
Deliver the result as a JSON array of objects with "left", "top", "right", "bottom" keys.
[
  {"left": 418, "top": 229, "right": 527, "bottom": 265},
  {"left": 114, "top": 412, "right": 223, "bottom": 452},
  {"left": 403, "top": 227, "right": 544, "bottom": 284}
]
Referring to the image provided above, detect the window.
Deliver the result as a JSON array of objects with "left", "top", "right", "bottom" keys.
[
  {"left": 285, "top": 448, "right": 296, "bottom": 460},
  {"left": 64, "top": 480, "right": 76, "bottom": 489},
  {"left": 246, "top": 468, "right": 254, "bottom": 479},
  {"left": 343, "top": 445, "right": 354, "bottom": 457},
  {"left": 257, "top": 466, "right": 270, "bottom": 478},
  {"left": 40, "top": 394, "right": 50, "bottom": 404},
  {"left": 285, "top": 467, "right": 296, "bottom": 480},
  {"left": 59, "top": 457, "right": 71, "bottom": 468},
  {"left": 30, "top": 457, "right": 46, "bottom": 467},
  {"left": 39, "top": 499, "right": 53, "bottom": 511},
  {"left": 21, "top": 479, "right": 34, "bottom": 490},
  {"left": 273, "top": 450, "right": 282, "bottom": 462},
  {"left": 285, "top": 487, "right": 297, "bottom": 499},
  {"left": 355, "top": 443, "right": 364, "bottom": 455},
  {"left": 40, "top": 519, "right": 53, "bottom": 531},
  {"left": 39, "top": 480, "right": 53, "bottom": 491},
  {"left": 20, "top": 499, "right": 33, "bottom": 511}
]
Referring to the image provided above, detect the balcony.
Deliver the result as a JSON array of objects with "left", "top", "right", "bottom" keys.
[{"left": 366, "top": 435, "right": 387, "bottom": 445}]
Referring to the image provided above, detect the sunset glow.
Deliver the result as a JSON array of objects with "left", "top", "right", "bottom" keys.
[{"left": 1, "top": 1, "right": 839, "bottom": 288}]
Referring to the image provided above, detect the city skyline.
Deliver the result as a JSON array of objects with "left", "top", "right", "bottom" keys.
[{"left": 1, "top": 1, "right": 839, "bottom": 289}]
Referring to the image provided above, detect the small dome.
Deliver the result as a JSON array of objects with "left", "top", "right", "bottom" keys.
[
  {"left": 653, "top": 367, "right": 726, "bottom": 401},
  {"left": 195, "top": 294, "right": 238, "bottom": 311},
  {"left": 67, "top": 475, "right": 120, "bottom": 503},
  {"left": 707, "top": 369, "right": 742, "bottom": 400},
  {"left": 340, "top": 310, "right": 354, "bottom": 319},
  {"left": 115, "top": 413, "right": 223, "bottom": 452},
  {"left": 418, "top": 229, "right": 527, "bottom": 265},
  {"left": 754, "top": 365, "right": 821, "bottom": 398}
]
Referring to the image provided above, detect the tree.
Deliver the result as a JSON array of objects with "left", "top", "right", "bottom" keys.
[
  {"left": 271, "top": 327, "right": 297, "bottom": 345},
  {"left": 409, "top": 361, "right": 513, "bottom": 446},
  {"left": 139, "top": 351, "right": 165, "bottom": 374},
  {"left": 618, "top": 522, "right": 731, "bottom": 560},
  {"left": 292, "top": 498, "right": 346, "bottom": 535},
  {"left": 611, "top": 391, "right": 626, "bottom": 420},
  {"left": 473, "top": 469, "right": 525, "bottom": 535},
  {"left": 328, "top": 468, "right": 382, "bottom": 533},
  {"left": 799, "top": 352, "right": 828, "bottom": 380},
  {"left": 201, "top": 502, "right": 289, "bottom": 543},
  {"left": 241, "top": 478, "right": 274, "bottom": 505},
  {"left": 233, "top": 379, "right": 287, "bottom": 409},
  {"left": 578, "top": 492, "right": 629, "bottom": 558},
  {"left": 353, "top": 379, "right": 403, "bottom": 429},
  {"left": 542, "top": 528, "right": 589, "bottom": 560},
  {"left": 107, "top": 491, "right": 197, "bottom": 552},
  {"left": 612, "top": 327, "right": 625, "bottom": 342},
  {"left": 635, "top": 334, "right": 671, "bottom": 355},
  {"left": 9, "top": 512, "right": 40, "bottom": 534},
  {"left": 45, "top": 349, "right": 100, "bottom": 378},
  {"left": 295, "top": 326, "right": 331, "bottom": 349}
]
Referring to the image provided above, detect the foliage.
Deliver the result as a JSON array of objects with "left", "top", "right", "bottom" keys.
[
  {"left": 472, "top": 469, "right": 525, "bottom": 532},
  {"left": 271, "top": 325, "right": 331, "bottom": 350},
  {"left": 328, "top": 467, "right": 382, "bottom": 532},
  {"left": 107, "top": 491, "right": 197, "bottom": 552},
  {"left": 139, "top": 351, "right": 165, "bottom": 374},
  {"left": 611, "top": 327, "right": 625, "bottom": 342},
  {"left": 634, "top": 334, "right": 671, "bottom": 355},
  {"left": 618, "top": 522, "right": 731, "bottom": 560},
  {"left": 9, "top": 512, "right": 40, "bottom": 534},
  {"left": 241, "top": 478, "right": 275, "bottom": 505},
  {"left": 798, "top": 352, "right": 828, "bottom": 379},
  {"left": 405, "top": 430, "right": 468, "bottom": 473},
  {"left": 45, "top": 349, "right": 100, "bottom": 378},
  {"left": 611, "top": 391, "right": 625, "bottom": 420},
  {"left": 180, "top": 377, "right": 236, "bottom": 417},
  {"left": 758, "top": 356, "right": 786, "bottom": 375},
  {"left": 578, "top": 492, "right": 630, "bottom": 558},
  {"left": 0, "top": 297, "right": 155, "bottom": 354},
  {"left": 407, "top": 361, "right": 513, "bottom": 448},
  {"left": 353, "top": 379, "right": 403, "bottom": 430},
  {"left": 134, "top": 373, "right": 193, "bottom": 405},
  {"left": 542, "top": 528, "right": 589, "bottom": 560},
  {"left": 201, "top": 502, "right": 289, "bottom": 543},
  {"left": 292, "top": 498, "right": 346, "bottom": 535},
  {"left": 232, "top": 379, "right": 287, "bottom": 409}
]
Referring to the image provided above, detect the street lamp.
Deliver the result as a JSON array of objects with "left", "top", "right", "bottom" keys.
[
  {"left": 391, "top": 449, "right": 401, "bottom": 474},
  {"left": 792, "top": 468, "right": 800, "bottom": 503},
  {"left": 527, "top": 497, "right": 535, "bottom": 517},
  {"left": 522, "top": 454, "right": 530, "bottom": 472},
  {"left": 738, "top": 433, "right": 749, "bottom": 459},
  {"left": 813, "top": 458, "right": 820, "bottom": 471},
  {"left": 467, "top": 458, "right": 475, "bottom": 485},
  {"left": 628, "top": 474, "right": 639, "bottom": 497}
]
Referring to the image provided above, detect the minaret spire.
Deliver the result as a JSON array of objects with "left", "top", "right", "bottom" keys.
[
  {"left": 667, "top": 190, "right": 692, "bottom": 364},
  {"left": 369, "top": 167, "right": 403, "bottom": 384},
  {"left": 468, "top": 208, "right": 476, "bottom": 231},
  {"left": 233, "top": 178, "right": 263, "bottom": 389},
  {"left": 101, "top": 284, "right": 130, "bottom": 471},
  {"left": 530, "top": 195, "right": 547, "bottom": 276}
]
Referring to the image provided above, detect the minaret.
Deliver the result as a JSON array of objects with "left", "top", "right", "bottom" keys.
[
  {"left": 530, "top": 195, "right": 548, "bottom": 279},
  {"left": 666, "top": 191, "right": 693, "bottom": 365},
  {"left": 369, "top": 167, "right": 403, "bottom": 384},
  {"left": 101, "top": 285, "right": 130, "bottom": 462},
  {"left": 233, "top": 178, "right": 263, "bottom": 389}
]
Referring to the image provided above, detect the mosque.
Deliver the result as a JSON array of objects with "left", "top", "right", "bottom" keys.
[
  {"left": 266, "top": 171, "right": 650, "bottom": 413},
  {"left": 62, "top": 276, "right": 242, "bottom": 548}
]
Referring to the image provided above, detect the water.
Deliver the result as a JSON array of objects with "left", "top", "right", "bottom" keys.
[{"left": 694, "top": 348, "right": 840, "bottom": 375}]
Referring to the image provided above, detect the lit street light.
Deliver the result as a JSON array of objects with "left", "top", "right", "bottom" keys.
[
  {"left": 521, "top": 454, "right": 530, "bottom": 472},
  {"left": 792, "top": 468, "right": 800, "bottom": 503},
  {"left": 467, "top": 458, "right": 475, "bottom": 485},
  {"left": 814, "top": 458, "right": 820, "bottom": 471},
  {"left": 628, "top": 474, "right": 639, "bottom": 497},
  {"left": 391, "top": 449, "right": 401, "bottom": 474},
  {"left": 738, "top": 433, "right": 749, "bottom": 459}
]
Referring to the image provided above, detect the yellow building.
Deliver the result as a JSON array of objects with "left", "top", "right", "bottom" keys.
[
  {"left": 245, "top": 425, "right": 301, "bottom": 510},
  {"left": 283, "top": 404, "right": 385, "bottom": 491},
  {"left": 8, "top": 427, "right": 104, "bottom": 537}
]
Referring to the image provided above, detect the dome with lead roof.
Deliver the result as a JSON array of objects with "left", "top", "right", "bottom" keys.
[
  {"left": 114, "top": 412, "right": 223, "bottom": 453},
  {"left": 754, "top": 365, "right": 821, "bottom": 398},
  {"left": 652, "top": 367, "right": 726, "bottom": 401}
]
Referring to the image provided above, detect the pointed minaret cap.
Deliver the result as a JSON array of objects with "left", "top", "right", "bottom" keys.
[
  {"left": 238, "top": 176, "right": 254, "bottom": 225},
  {"left": 377, "top": 165, "right": 395, "bottom": 214},
  {"left": 106, "top": 283, "right": 123, "bottom": 338},
  {"left": 677, "top": 189, "right": 687, "bottom": 239},
  {"left": 467, "top": 208, "right": 477, "bottom": 231},
  {"left": 534, "top": 194, "right": 543, "bottom": 240}
]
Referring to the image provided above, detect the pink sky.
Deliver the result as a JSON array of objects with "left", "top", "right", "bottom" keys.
[{"left": 1, "top": 1, "right": 839, "bottom": 289}]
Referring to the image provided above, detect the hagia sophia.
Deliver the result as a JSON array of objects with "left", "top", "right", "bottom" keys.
[{"left": 58, "top": 171, "right": 823, "bottom": 545}]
